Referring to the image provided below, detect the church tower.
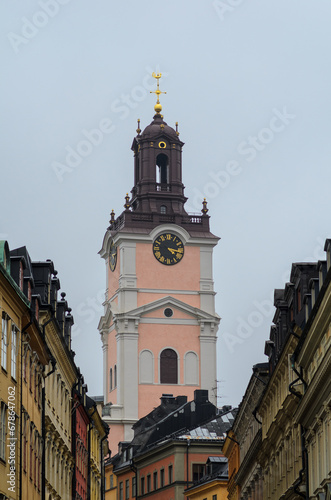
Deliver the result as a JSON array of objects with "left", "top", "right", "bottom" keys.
[{"left": 98, "top": 74, "right": 220, "bottom": 450}]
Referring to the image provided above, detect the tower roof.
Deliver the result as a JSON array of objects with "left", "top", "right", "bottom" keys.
[{"left": 139, "top": 113, "right": 179, "bottom": 142}]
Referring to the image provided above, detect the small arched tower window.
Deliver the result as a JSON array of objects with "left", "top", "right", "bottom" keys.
[
  {"left": 156, "top": 154, "right": 169, "bottom": 185},
  {"left": 160, "top": 348, "right": 178, "bottom": 384},
  {"left": 160, "top": 205, "right": 167, "bottom": 214},
  {"left": 114, "top": 365, "right": 117, "bottom": 388}
]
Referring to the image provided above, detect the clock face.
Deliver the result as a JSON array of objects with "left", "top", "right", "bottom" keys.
[
  {"left": 153, "top": 233, "right": 184, "bottom": 265},
  {"left": 109, "top": 239, "right": 117, "bottom": 272}
]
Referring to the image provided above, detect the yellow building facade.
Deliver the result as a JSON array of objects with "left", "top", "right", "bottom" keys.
[
  {"left": 1, "top": 241, "right": 25, "bottom": 500},
  {"left": 184, "top": 472, "right": 228, "bottom": 500},
  {"left": 292, "top": 240, "right": 331, "bottom": 498},
  {"left": 105, "top": 461, "right": 118, "bottom": 500},
  {"left": 222, "top": 431, "right": 240, "bottom": 500}
]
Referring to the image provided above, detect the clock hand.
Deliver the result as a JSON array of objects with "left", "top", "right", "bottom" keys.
[{"left": 168, "top": 248, "right": 176, "bottom": 254}]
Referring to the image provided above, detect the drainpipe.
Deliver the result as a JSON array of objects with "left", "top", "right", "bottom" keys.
[
  {"left": 87, "top": 406, "right": 96, "bottom": 500},
  {"left": 100, "top": 435, "right": 107, "bottom": 500},
  {"left": 293, "top": 425, "right": 309, "bottom": 499},
  {"left": 42, "top": 356, "right": 56, "bottom": 500},
  {"left": 87, "top": 423, "right": 92, "bottom": 500},
  {"left": 71, "top": 376, "right": 81, "bottom": 499},
  {"left": 252, "top": 408, "right": 262, "bottom": 425},
  {"left": 129, "top": 460, "right": 138, "bottom": 500},
  {"left": 186, "top": 439, "right": 191, "bottom": 489},
  {"left": 289, "top": 354, "right": 309, "bottom": 499},
  {"left": 225, "top": 430, "right": 239, "bottom": 445},
  {"left": 19, "top": 319, "right": 33, "bottom": 500}
]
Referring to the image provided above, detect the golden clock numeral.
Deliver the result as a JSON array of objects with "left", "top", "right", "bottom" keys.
[
  {"left": 160, "top": 235, "right": 165, "bottom": 241},
  {"left": 176, "top": 253, "right": 182, "bottom": 259},
  {"left": 166, "top": 234, "right": 171, "bottom": 240},
  {"left": 160, "top": 256, "right": 165, "bottom": 263},
  {"left": 155, "top": 251, "right": 161, "bottom": 258},
  {"left": 166, "top": 259, "right": 170, "bottom": 264},
  {"left": 154, "top": 246, "right": 159, "bottom": 251},
  {"left": 176, "top": 248, "right": 183, "bottom": 254}
]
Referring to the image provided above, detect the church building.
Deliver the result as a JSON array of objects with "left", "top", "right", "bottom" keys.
[{"left": 98, "top": 74, "right": 220, "bottom": 452}]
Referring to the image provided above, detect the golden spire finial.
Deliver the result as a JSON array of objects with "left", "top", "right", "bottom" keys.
[{"left": 150, "top": 72, "right": 166, "bottom": 114}]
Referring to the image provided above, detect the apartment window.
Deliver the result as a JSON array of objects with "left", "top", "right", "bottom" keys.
[
  {"left": 147, "top": 474, "right": 151, "bottom": 493},
  {"left": 192, "top": 463, "right": 205, "bottom": 482},
  {"left": 109, "top": 474, "right": 113, "bottom": 488},
  {"left": 0, "top": 402, "right": 7, "bottom": 460},
  {"left": 168, "top": 464, "right": 173, "bottom": 484},
  {"left": 119, "top": 481, "right": 123, "bottom": 500},
  {"left": 140, "top": 477, "right": 145, "bottom": 495},
  {"left": 1, "top": 313, "right": 8, "bottom": 370},
  {"left": 160, "top": 469, "right": 165, "bottom": 488},
  {"left": 11, "top": 326, "right": 18, "bottom": 380},
  {"left": 160, "top": 348, "right": 178, "bottom": 384},
  {"left": 212, "top": 495, "right": 217, "bottom": 500},
  {"left": 153, "top": 471, "right": 158, "bottom": 490},
  {"left": 160, "top": 205, "right": 167, "bottom": 214},
  {"left": 132, "top": 477, "right": 136, "bottom": 497}
]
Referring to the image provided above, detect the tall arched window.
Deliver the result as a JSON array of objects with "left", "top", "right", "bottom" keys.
[
  {"left": 156, "top": 154, "right": 169, "bottom": 185},
  {"left": 109, "top": 368, "right": 113, "bottom": 391},
  {"left": 160, "top": 349, "right": 178, "bottom": 384},
  {"left": 114, "top": 365, "right": 117, "bottom": 388}
]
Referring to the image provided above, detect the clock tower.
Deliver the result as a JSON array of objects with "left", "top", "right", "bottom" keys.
[{"left": 98, "top": 74, "right": 220, "bottom": 450}]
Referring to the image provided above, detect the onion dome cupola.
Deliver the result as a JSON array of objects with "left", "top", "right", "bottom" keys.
[{"left": 130, "top": 73, "right": 187, "bottom": 215}]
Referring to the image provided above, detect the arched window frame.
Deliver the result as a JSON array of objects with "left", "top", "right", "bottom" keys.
[
  {"left": 156, "top": 153, "right": 169, "bottom": 185},
  {"left": 159, "top": 347, "right": 179, "bottom": 384}
]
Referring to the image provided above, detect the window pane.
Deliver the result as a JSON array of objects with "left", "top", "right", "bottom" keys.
[{"left": 160, "top": 349, "right": 178, "bottom": 384}]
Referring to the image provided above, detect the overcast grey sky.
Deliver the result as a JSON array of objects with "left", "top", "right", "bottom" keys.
[{"left": 1, "top": 0, "right": 331, "bottom": 407}]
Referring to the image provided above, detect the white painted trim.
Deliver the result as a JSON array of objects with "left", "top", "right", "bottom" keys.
[
  {"left": 139, "top": 349, "right": 154, "bottom": 384},
  {"left": 184, "top": 351, "right": 199, "bottom": 386},
  {"left": 139, "top": 318, "right": 198, "bottom": 325}
]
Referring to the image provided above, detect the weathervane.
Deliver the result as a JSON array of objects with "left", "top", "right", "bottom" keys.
[{"left": 150, "top": 72, "right": 166, "bottom": 114}]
